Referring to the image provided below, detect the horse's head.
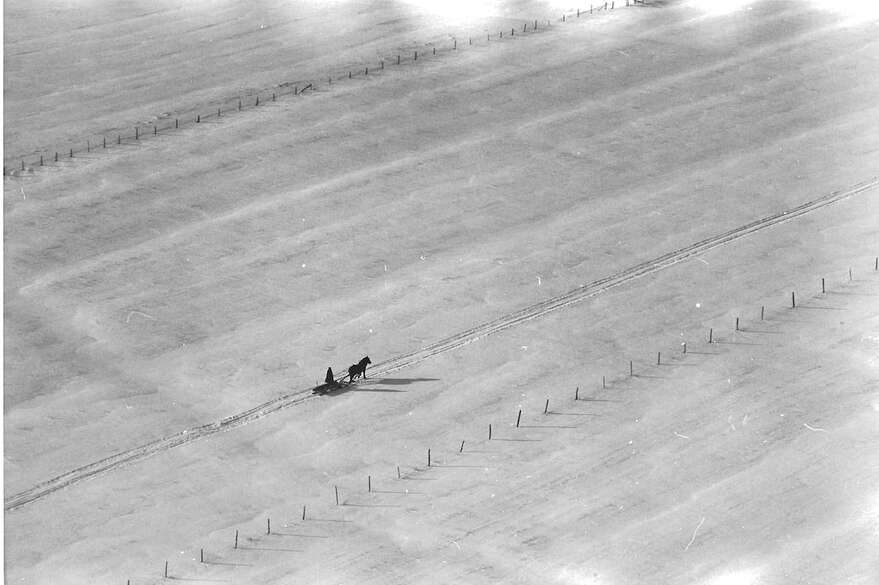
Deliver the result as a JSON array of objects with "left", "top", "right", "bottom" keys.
[{"left": 364, "top": 356, "right": 371, "bottom": 365}]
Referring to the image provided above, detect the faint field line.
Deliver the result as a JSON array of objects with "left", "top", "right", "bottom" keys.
[{"left": 5, "top": 176, "right": 877, "bottom": 512}]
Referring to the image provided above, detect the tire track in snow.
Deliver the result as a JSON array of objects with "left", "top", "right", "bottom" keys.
[{"left": 6, "top": 176, "right": 877, "bottom": 511}]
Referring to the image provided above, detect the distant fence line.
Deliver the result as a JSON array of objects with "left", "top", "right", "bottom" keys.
[{"left": 3, "top": 1, "right": 649, "bottom": 176}]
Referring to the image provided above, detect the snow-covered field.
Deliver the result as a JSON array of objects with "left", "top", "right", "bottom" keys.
[{"left": 4, "top": 1, "right": 879, "bottom": 583}]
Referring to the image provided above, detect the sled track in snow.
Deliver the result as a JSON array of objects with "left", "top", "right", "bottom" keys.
[{"left": 6, "top": 176, "right": 877, "bottom": 511}]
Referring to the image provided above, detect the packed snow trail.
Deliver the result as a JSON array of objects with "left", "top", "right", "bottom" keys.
[{"left": 6, "top": 176, "right": 877, "bottom": 511}]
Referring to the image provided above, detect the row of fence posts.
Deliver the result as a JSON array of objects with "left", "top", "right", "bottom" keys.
[
  {"left": 142, "top": 255, "right": 870, "bottom": 583},
  {"left": 4, "top": 2, "right": 654, "bottom": 176}
]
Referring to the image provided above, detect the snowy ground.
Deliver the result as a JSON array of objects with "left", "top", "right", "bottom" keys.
[{"left": 4, "top": 1, "right": 879, "bottom": 584}]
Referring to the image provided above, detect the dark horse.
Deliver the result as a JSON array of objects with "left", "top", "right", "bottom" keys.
[{"left": 348, "top": 356, "right": 371, "bottom": 383}]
